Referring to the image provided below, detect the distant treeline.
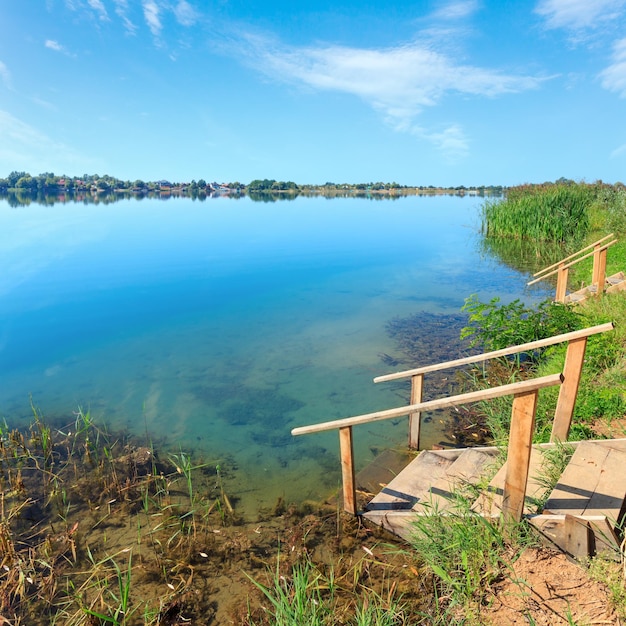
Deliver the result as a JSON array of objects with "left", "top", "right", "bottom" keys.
[{"left": 0, "top": 171, "right": 505, "bottom": 197}]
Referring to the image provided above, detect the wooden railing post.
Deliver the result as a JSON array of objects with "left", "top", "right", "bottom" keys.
[
  {"left": 339, "top": 426, "right": 357, "bottom": 515},
  {"left": 592, "top": 246, "right": 608, "bottom": 296},
  {"left": 408, "top": 374, "right": 424, "bottom": 449},
  {"left": 551, "top": 336, "right": 588, "bottom": 442},
  {"left": 555, "top": 263, "right": 568, "bottom": 303},
  {"left": 502, "top": 389, "right": 539, "bottom": 523}
]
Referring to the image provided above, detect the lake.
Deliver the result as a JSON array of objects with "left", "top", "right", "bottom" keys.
[{"left": 0, "top": 193, "right": 548, "bottom": 516}]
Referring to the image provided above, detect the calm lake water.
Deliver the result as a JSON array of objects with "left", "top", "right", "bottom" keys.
[{"left": 0, "top": 194, "right": 548, "bottom": 516}]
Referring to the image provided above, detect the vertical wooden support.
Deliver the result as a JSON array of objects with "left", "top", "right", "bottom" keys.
[
  {"left": 339, "top": 426, "right": 357, "bottom": 515},
  {"left": 592, "top": 247, "right": 608, "bottom": 296},
  {"left": 555, "top": 263, "right": 568, "bottom": 303},
  {"left": 408, "top": 374, "right": 424, "bottom": 449},
  {"left": 551, "top": 337, "right": 587, "bottom": 442},
  {"left": 596, "top": 248, "right": 607, "bottom": 296},
  {"left": 502, "top": 389, "right": 538, "bottom": 523}
]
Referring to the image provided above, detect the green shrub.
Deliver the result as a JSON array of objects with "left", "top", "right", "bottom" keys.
[{"left": 461, "top": 296, "right": 583, "bottom": 357}]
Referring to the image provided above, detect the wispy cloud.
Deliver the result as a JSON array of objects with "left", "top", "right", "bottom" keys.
[
  {"left": 45, "top": 39, "right": 75, "bottom": 57},
  {"left": 610, "top": 142, "right": 626, "bottom": 158},
  {"left": 174, "top": 0, "right": 198, "bottom": 26},
  {"left": 535, "top": 0, "right": 626, "bottom": 30},
  {"left": 0, "top": 109, "right": 100, "bottom": 174},
  {"left": 45, "top": 39, "right": 64, "bottom": 52},
  {"left": 87, "top": 0, "right": 109, "bottom": 21},
  {"left": 113, "top": 0, "right": 138, "bottom": 34},
  {"left": 143, "top": 0, "right": 163, "bottom": 37},
  {"left": 600, "top": 37, "right": 626, "bottom": 96},
  {"left": 431, "top": 0, "right": 480, "bottom": 21},
  {"left": 0, "top": 61, "right": 12, "bottom": 90},
  {"left": 418, "top": 125, "right": 470, "bottom": 161},
  {"left": 235, "top": 35, "right": 543, "bottom": 157}
]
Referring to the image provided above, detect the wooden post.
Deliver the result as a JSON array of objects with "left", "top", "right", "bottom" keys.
[
  {"left": 591, "top": 247, "right": 608, "bottom": 296},
  {"left": 502, "top": 389, "right": 538, "bottom": 523},
  {"left": 339, "top": 426, "right": 357, "bottom": 515},
  {"left": 551, "top": 336, "right": 588, "bottom": 442},
  {"left": 555, "top": 263, "right": 568, "bottom": 303},
  {"left": 596, "top": 248, "right": 607, "bottom": 296},
  {"left": 408, "top": 374, "right": 424, "bottom": 449}
]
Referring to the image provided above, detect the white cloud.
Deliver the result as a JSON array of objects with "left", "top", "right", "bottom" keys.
[
  {"left": 431, "top": 1, "right": 480, "bottom": 21},
  {"left": 45, "top": 39, "right": 64, "bottom": 52},
  {"left": 611, "top": 142, "right": 626, "bottom": 157},
  {"left": 113, "top": 0, "right": 138, "bottom": 34},
  {"left": 174, "top": 0, "right": 198, "bottom": 26},
  {"left": 600, "top": 37, "right": 626, "bottom": 95},
  {"left": 143, "top": 0, "right": 163, "bottom": 37},
  {"left": 87, "top": 0, "right": 109, "bottom": 21},
  {"left": 45, "top": 39, "right": 75, "bottom": 57},
  {"left": 535, "top": 0, "right": 626, "bottom": 30},
  {"left": 0, "top": 109, "right": 99, "bottom": 174},
  {"left": 0, "top": 61, "right": 12, "bottom": 90},
  {"left": 418, "top": 125, "right": 470, "bottom": 161},
  {"left": 238, "top": 36, "right": 543, "bottom": 157}
]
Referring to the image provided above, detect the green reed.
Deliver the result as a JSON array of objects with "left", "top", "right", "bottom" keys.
[{"left": 481, "top": 183, "right": 594, "bottom": 243}]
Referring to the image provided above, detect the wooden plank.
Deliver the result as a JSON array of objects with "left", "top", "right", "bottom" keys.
[
  {"left": 408, "top": 374, "right": 423, "bottom": 449},
  {"left": 606, "top": 271, "right": 625, "bottom": 286},
  {"left": 366, "top": 450, "right": 457, "bottom": 511},
  {"left": 355, "top": 448, "right": 415, "bottom": 496},
  {"left": 373, "top": 323, "right": 612, "bottom": 383},
  {"left": 555, "top": 264, "right": 568, "bottom": 303},
  {"left": 361, "top": 511, "right": 418, "bottom": 541},
  {"left": 502, "top": 390, "right": 538, "bottom": 523},
  {"left": 474, "top": 446, "right": 550, "bottom": 516},
  {"left": 528, "top": 240, "right": 616, "bottom": 285},
  {"left": 543, "top": 440, "right": 626, "bottom": 521},
  {"left": 292, "top": 374, "right": 563, "bottom": 436},
  {"left": 529, "top": 514, "right": 621, "bottom": 559},
  {"left": 339, "top": 426, "right": 356, "bottom": 515},
  {"left": 530, "top": 234, "right": 615, "bottom": 278},
  {"left": 584, "top": 446, "right": 626, "bottom": 518},
  {"left": 551, "top": 336, "right": 587, "bottom": 442},
  {"left": 414, "top": 448, "right": 498, "bottom": 513}
]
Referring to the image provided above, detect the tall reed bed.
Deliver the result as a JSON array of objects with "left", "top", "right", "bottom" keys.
[{"left": 481, "top": 183, "right": 595, "bottom": 243}]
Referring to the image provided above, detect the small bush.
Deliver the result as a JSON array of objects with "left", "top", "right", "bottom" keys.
[{"left": 461, "top": 296, "right": 583, "bottom": 357}]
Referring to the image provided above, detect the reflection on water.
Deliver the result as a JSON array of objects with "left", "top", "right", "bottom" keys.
[{"left": 0, "top": 194, "right": 550, "bottom": 517}]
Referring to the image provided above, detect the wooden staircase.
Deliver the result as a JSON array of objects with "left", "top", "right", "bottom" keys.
[
  {"left": 528, "top": 234, "right": 626, "bottom": 304},
  {"left": 291, "top": 322, "right": 620, "bottom": 561},
  {"left": 362, "top": 439, "right": 626, "bottom": 559},
  {"left": 565, "top": 271, "right": 626, "bottom": 304}
]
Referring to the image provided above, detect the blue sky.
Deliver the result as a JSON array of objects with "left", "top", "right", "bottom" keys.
[{"left": 1, "top": 0, "right": 626, "bottom": 186}]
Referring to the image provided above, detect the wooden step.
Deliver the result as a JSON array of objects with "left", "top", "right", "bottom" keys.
[
  {"left": 542, "top": 440, "right": 626, "bottom": 520},
  {"left": 363, "top": 448, "right": 497, "bottom": 540},
  {"left": 529, "top": 514, "right": 621, "bottom": 559},
  {"left": 365, "top": 449, "right": 459, "bottom": 511},
  {"left": 606, "top": 271, "right": 626, "bottom": 294},
  {"left": 413, "top": 448, "right": 499, "bottom": 513},
  {"left": 606, "top": 271, "right": 625, "bottom": 286},
  {"left": 355, "top": 448, "right": 415, "bottom": 496},
  {"left": 473, "top": 444, "right": 573, "bottom": 517}
]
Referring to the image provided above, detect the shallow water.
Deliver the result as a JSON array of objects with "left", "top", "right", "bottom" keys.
[{"left": 0, "top": 194, "right": 548, "bottom": 516}]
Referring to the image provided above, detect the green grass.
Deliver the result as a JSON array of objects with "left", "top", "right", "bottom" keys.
[{"left": 481, "top": 183, "right": 595, "bottom": 244}]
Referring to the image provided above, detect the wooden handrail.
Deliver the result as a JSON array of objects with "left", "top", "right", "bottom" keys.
[
  {"left": 291, "top": 374, "right": 563, "bottom": 436},
  {"left": 531, "top": 234, "right": 614, "bottom": 279},
  {"left": 373, "top": 322, "right": 613, "bottom": 383},
  {"left": 292, "top": 324, "right": 613, "bottom": 517},
  {"left": 527, "top": 240, "right": 616, "bottom": 286}
]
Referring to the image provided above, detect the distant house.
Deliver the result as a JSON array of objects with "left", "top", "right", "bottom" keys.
[{"left": 157, "top": 180, "right": 172, "bottom": 191}]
